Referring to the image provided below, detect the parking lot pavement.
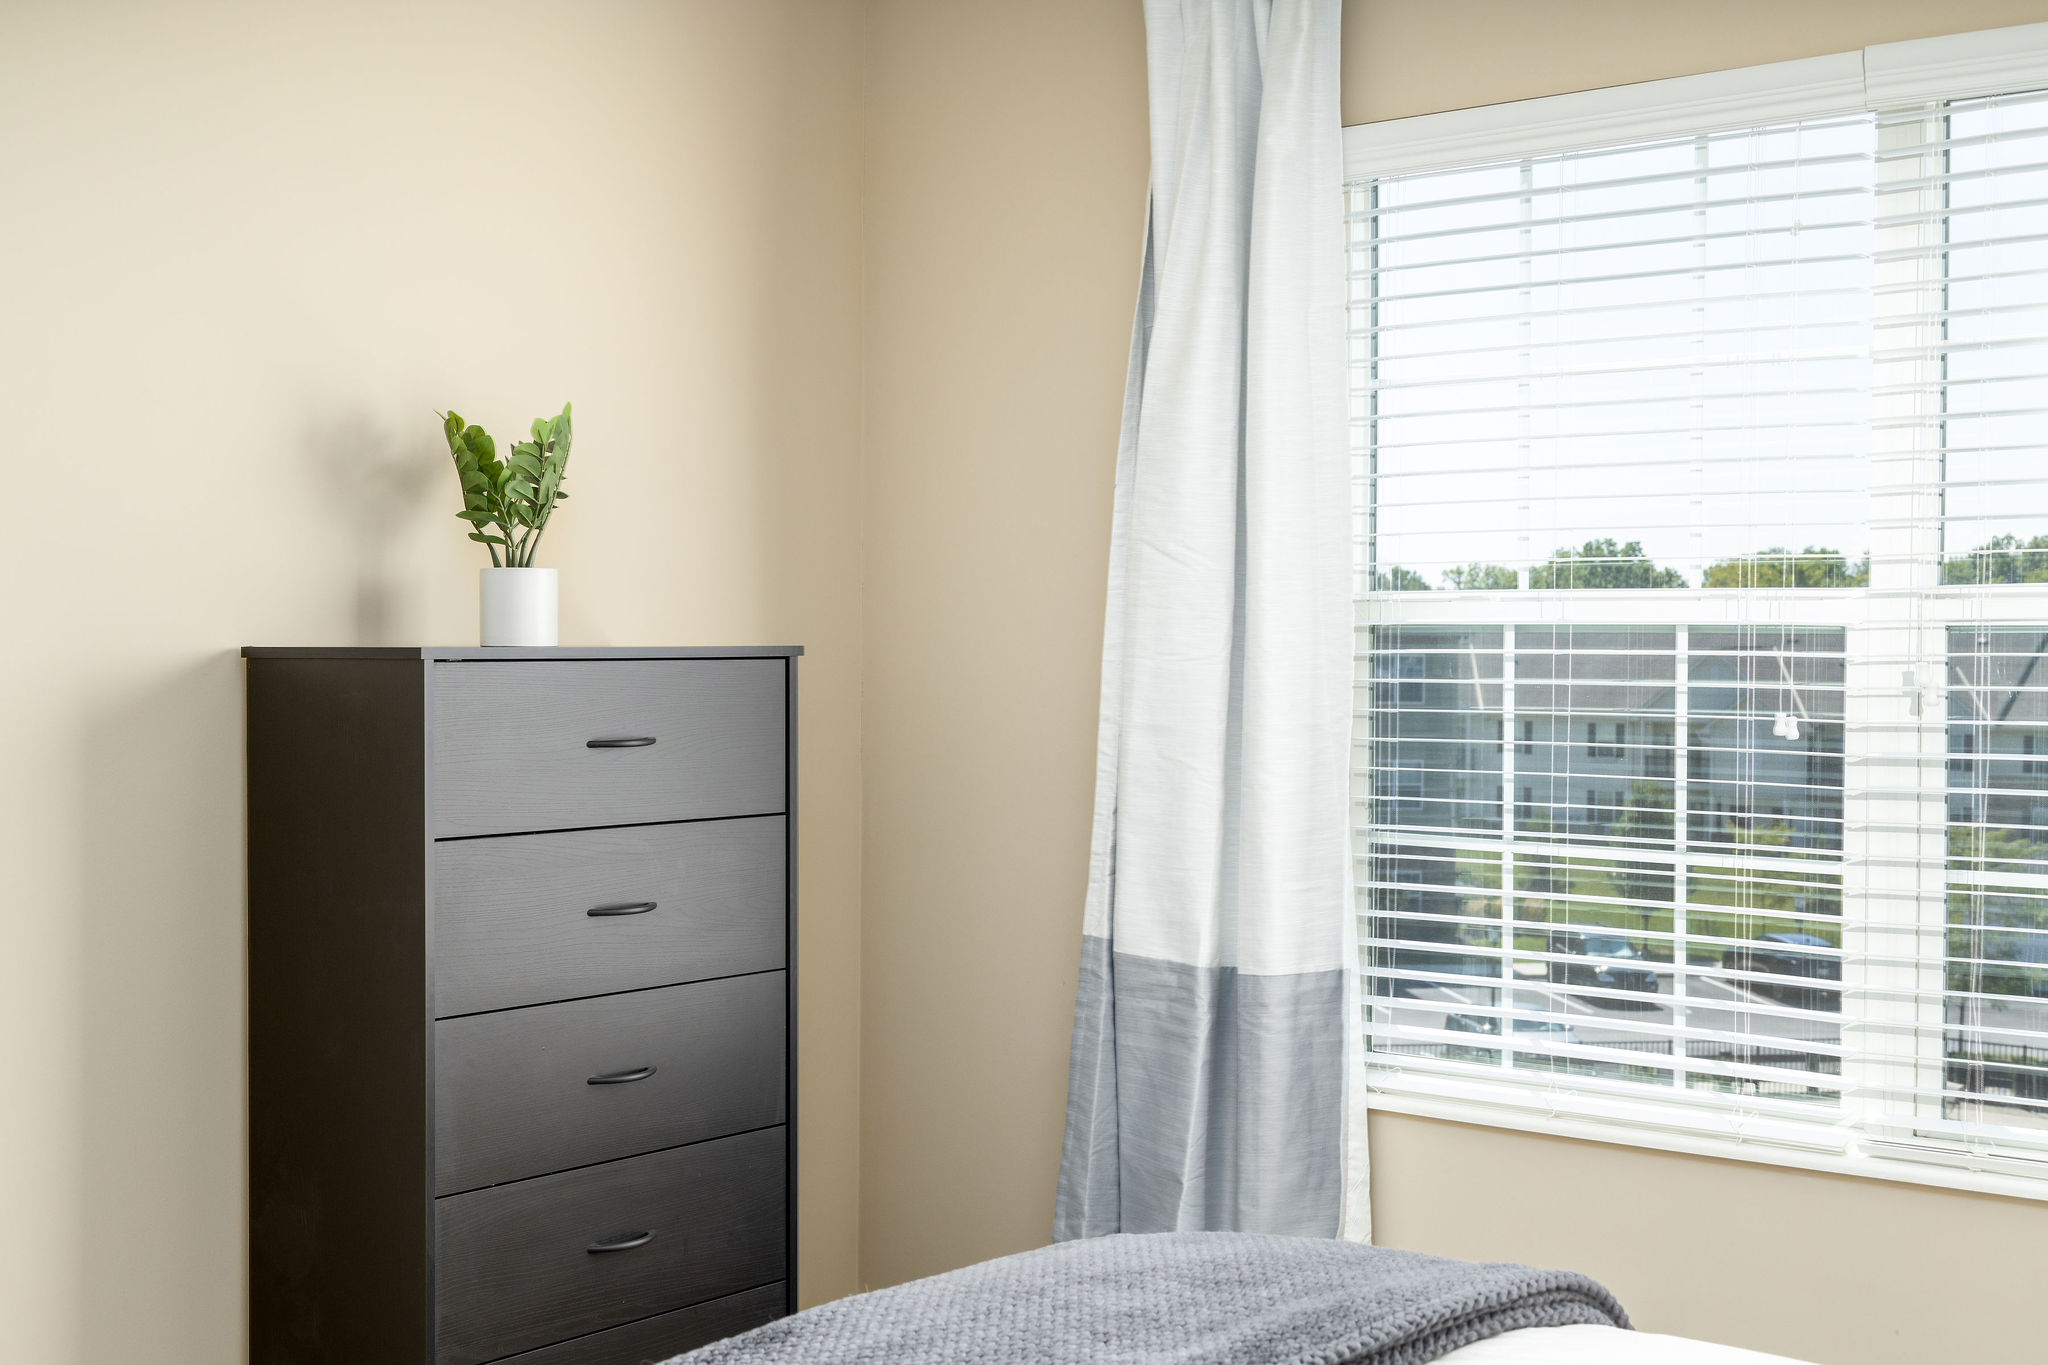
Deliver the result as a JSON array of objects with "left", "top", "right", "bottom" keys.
[
  {"left": 1389, "top": 972, "right": 2048, "bottom": 1117},
  {"left": 1402, "top": 971, "right": 1842, "bottom": 1058}
]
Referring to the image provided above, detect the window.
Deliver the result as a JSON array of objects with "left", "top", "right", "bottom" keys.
[
  {"left": 1349, "top": 37, "right": 2048, "bottom": 1196},
  {"left": 1586, "top": 723, "right": 1626, "bottom": 761}
]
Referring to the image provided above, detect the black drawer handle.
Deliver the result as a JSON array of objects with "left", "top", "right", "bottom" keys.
[
  {"left": 586, "top": 736, "right": 657, "bottom": 749},
  {"left": 587, "top": 1065, "right": 657, "bottom": 1086},
  {"left": 587, "top": 901, "right": 657, "bottom": 917},
  {"left": 587, "top": 1229, "right": 655, "bottom": 1254}
]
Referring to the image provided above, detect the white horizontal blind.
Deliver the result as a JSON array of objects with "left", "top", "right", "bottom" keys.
[
  {"left": 1362, "top": 626, "right": 1851, "bottom": 1124},
  {"left": 1356, "top": 114, "right": 1875, "bottom": 593},
  {"left": 1880, "top": 89, "right": 2048, "bottom": 581},
  {"left": 1350, "top": 90, "right": 2048, "bottom": 1184}
]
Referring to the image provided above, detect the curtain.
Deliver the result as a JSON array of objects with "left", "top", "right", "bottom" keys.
[{"left": 1054, "top": 0, "right": 1362, "bottom": 1242}]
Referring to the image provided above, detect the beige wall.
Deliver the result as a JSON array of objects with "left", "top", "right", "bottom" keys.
[
  {"left": 859, "top": 0, "right": 1148, "bottom": 1293},
  {"left": 1367, "top": 1115, "right": 2047, "bottom": 1364},
  {"left": 858, "top": 3, "right": 2048, "bottom": 1364},
  {"left": 0, "top": 3, "right": 864, "bottom": 1361}
]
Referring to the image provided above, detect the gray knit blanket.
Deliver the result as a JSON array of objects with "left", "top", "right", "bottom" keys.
[{"left": 671, "top": 1232, "right": 1629, "bottom": 1365}]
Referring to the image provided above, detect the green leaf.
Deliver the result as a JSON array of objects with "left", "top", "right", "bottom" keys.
[{"left": 444, "top": 404, "right": 574, "bottom": 564}]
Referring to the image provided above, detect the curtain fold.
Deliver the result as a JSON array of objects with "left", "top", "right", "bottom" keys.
[{"left": 1055, "top": 0, "right": 1361, "bottom": 1242}]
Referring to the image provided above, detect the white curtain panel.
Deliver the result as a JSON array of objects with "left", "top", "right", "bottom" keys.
[{"left": 1055, "top": 0, "right": 1362, "bottom": 1241}]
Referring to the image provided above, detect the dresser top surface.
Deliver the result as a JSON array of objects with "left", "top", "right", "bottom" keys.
[{"left": 242, "top": 645, "right": 804, "bottom": 660}]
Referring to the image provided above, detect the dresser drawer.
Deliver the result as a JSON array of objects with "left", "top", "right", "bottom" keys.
[
  {"left": 489, "top": 1284, "right": 785, "bottom": 1365},
  {"left": 432, "top": 817, "right": 786, "bottom": 1017},
  {"left": 435, "top": 973, "right": 786, "bottom": 1194},
  {"left": 431, "top": 660, "right": 786, "bottom": 837},
  {"left": 434, "top": 1128, "right": 786, "bottom": 1365}
]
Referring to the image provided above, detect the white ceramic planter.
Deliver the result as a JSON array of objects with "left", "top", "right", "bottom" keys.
[{"left": 479, "top": 567, "right": 559, "bottom": 647}]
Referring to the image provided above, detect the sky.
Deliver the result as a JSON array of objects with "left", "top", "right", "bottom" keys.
[{"left": 1353, "top": 96, "right": 2048, "bottom": 591}]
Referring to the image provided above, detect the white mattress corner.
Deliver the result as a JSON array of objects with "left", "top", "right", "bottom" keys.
[{"left": 1435, "top": 1324, "right": 1819, "bottom": 1365}]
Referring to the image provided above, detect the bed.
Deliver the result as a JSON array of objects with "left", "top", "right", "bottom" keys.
[
  {"left": 1440, "top": 1324, "right": 1809, "bottom": 1364},
  {"left": 668, "top": 1232, "right": 1812, "bottom": 1365}
]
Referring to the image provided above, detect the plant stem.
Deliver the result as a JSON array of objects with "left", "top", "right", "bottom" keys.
[{"left": 527, "top": 505, "right": 551, "bottom": 567}]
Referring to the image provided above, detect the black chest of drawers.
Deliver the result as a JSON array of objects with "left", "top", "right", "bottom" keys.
[{"left": 245, "top": 647, "right": 800, "bottom": 1365}]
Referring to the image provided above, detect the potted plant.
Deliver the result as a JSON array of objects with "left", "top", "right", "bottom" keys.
[{"left": 441, "top": 403, "right": 573, "bottom": 646}]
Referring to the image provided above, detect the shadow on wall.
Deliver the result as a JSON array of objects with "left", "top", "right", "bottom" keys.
[
  {"left": 77, "top": 652, "right": 250, "bottom": 1362},
  {"left": 304, "top": 410, "right": 440, "bottom": 646}
]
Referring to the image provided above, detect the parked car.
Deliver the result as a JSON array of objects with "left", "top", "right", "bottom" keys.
[
  {"left": 1720, "top": 932, "right": 1842, "bottom": 1011},
  {"left": 1433, "top": 1010, "right": 1572, "bottom": 1064},
  {"left": 1547, "top": 930, "right": 1661, "bottom": 1001},
  {"left": 1443, "top": 1013, "right": 1579, "bottom": 1046}
]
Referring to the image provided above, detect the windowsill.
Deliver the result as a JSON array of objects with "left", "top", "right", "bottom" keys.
[{"left": 1366, "top": 1074, "right": 2048, "bottom": 1203}]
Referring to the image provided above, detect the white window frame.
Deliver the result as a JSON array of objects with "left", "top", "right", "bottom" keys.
[{"left": 1347, "top": 20, "right": 2048, "bottom": 1202}]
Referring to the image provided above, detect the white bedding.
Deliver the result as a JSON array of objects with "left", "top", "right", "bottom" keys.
[{"left": 1438, "top": 1324, "right": 1815, "bottom": 1364}]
